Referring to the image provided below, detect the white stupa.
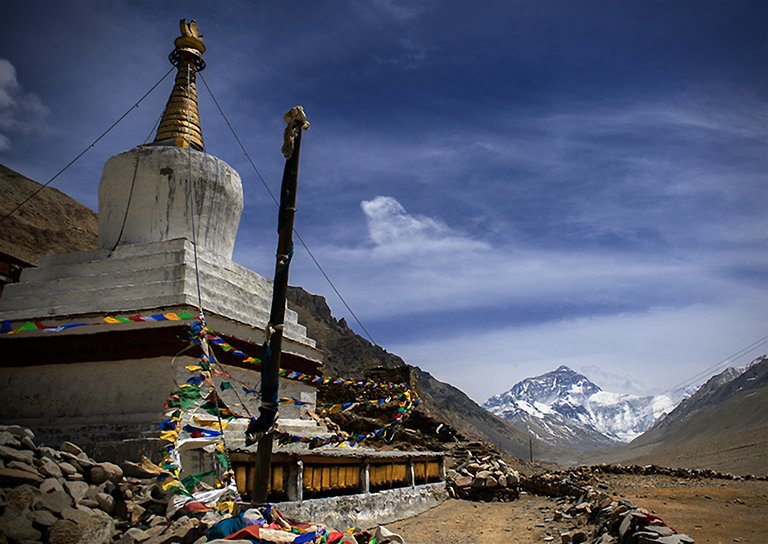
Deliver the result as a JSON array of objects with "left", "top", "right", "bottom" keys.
[{"left": 0, "top": 19, "right": 322, "bottom": 450}]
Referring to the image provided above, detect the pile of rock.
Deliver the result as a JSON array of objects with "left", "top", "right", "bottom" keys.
[
  {"left": 522, "top": 462, "right": 766, "bottom": 500},
  {"left": 446, "top": 451, "right": 520, "bottom": 502},
  {"left": 522, "top": 466, "right": 599, "bottom": 499},
  {"left": 589, "top": 498, "right": 694, "bottom": 544},
  {"left": 520, "top": 467, "right": 695, "bottom": 544},
  {"left": 0, "top": 424, "right": 209, "bottom": 544},
  {"left": 1, "top": 424, "right": 404, "bottom": 544},
  {"left": 589, "top": 463, "right": 766, "bottom": 481}
]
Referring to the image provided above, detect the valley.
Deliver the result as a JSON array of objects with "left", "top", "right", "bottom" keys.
[{"left": 390, "top": 476, "right": 768, "bottom": 544}]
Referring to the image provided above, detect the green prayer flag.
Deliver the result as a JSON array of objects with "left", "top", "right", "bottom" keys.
[
  {"left": 214, "top": 451, "right": 229, "bottom": 470},
  {"left": 181, "top": 470, "right": 216, "bottom": 490}
]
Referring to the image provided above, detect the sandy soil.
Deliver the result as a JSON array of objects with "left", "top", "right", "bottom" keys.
[
  {"left": 388, "top": 493, "right": 580, "bottom": 544},
  {"left": 604, "top": 474, "right": 768, "bottom": 544},
  {"left": 387, "top": 476, "right": 768, "bottom": 544}
]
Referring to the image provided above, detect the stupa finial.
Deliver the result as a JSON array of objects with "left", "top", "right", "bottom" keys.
[{"left": 153, "top": 19, "right": 206, "bottom": 150}]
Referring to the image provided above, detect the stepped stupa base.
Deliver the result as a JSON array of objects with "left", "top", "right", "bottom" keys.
[{"left": 0, "top": 237, "right": 317, "bottom": 354}]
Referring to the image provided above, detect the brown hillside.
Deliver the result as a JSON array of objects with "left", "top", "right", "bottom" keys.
[
  {"left": 0, "top": 164, "right": 97, "bottom": 265},
  {"left": 583, "top": 357, "right": 768, "bottom": 475}
]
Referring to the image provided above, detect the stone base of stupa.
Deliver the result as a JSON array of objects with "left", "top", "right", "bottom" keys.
[
  {"left": 0, "top": 237, "right": 317, "bottom": 353},
  {"left": 0, "top": 236, "right": 324, "bottom": 457}
]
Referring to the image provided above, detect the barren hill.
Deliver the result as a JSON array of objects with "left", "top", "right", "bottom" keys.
[{"left": 0, "top": 164, "right": 97, "bottom": 266}]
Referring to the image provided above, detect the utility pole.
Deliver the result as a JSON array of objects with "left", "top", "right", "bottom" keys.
[{"left": 250, "top": 107, "right": 309, "bottom": 504}]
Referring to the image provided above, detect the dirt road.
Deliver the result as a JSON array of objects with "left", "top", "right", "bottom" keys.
[{"left": 388, "top": 476, "right": 768, "bottom": 544}]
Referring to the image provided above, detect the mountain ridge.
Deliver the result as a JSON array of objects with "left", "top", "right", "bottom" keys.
[
  {"left": 0, "top": 163, "right": 98, "bottom": 266},
  {"left": 483, "top": 365, "right": 692, "bottom": 450}
]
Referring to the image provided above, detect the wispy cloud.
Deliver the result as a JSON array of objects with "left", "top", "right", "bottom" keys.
[
  {"left": 373, "top": 37, "right": 428, "bottom": 70},
  {"left": 389, "top": 298, "right": 767, "bottom": 402},
  {"left": 0, "top": 58, "right": 50, "bottom": 151},
  {"left": 368, "top": 0, "right": 430, "bottom": 22},
  {"left": 297, "top": 96, "right": 766, "bottom": 264},
  {"left": 291, "top": 188, "right": 762, "bottom": 319},
  {"left": 360, "top": 195, "right": 488, "bottom": 256}
]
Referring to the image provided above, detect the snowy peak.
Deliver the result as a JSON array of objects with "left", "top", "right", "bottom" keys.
[
  {"left": 494, "top": 365, "right": 602, "bottom": 408},
  {"left": 483, "top": 365, "right": 695, "bottom": 449}
]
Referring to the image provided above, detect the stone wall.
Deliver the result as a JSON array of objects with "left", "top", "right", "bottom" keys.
[{"left": 276, "top": 482, "right": 447, "bottom": 529}]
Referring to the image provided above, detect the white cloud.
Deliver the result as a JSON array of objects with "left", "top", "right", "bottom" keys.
[
  {"left": 360, "top": 195, "right": 488, "bottom": 256},
  {"left": 300, "top": 194, "right": 757, "bottom": 322},
  {"left": 0, "top": 58, "right": 50, "bottom": 150},
  {"left": 0, "top": 59, "right": 20, "bottom": 112},
  {"left": 579, "top": 365, "right": 650, "bottom": 396},
  {"left": 290, "top": 174, "right": 766, "bottom": 341}
]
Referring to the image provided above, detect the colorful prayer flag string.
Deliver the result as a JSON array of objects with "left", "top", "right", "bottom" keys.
[
  {"left": 154, "top": 318, "right": 420, "bottom": 511},
  {"left": 1, "top": 310, "right": 197, "bottom": 335},
  {"left": 200, "top": 326, "right": 409, "bottom": 392}
]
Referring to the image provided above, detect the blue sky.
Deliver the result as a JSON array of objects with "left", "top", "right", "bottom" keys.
[{"left": 1, "top": 1, "right": 766, "bottom": 402}]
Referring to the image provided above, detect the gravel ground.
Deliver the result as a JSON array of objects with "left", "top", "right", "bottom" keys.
[
  {"left": 388, "top": 493, "right": 585, "bottom": 544},
  {"left": 387, "top": 476, "right": 768, "bottom": 544}
]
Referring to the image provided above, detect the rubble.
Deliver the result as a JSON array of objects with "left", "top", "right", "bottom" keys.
[
  {"left": 446, "top": 449, "right": 521, "bottom": 502},
  {"left": 0, "top": 425, "right": 154, "bottom": 543},
  {"left": 588, "top": 463, "right": 766, "bottom": 481},
  {"left": 0, "top": 424, "right": 406, "bottom": 543},
  {"left": 521, "top": 466, "right": 697, "bottom": 543},
  {"left": 522, "top": 464, "right": 766, "bottom": 499}
]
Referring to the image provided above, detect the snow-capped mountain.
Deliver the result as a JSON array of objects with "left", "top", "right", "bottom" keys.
[{"left": 483, "top": 365, "right": 695, "bottom": 450}]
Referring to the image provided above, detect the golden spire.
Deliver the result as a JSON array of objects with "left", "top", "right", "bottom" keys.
[{"left": 153, "top": 19, "right": 206, "bottom": 150}]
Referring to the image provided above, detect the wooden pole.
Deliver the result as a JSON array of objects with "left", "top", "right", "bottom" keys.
[{"left": 251, "top": 107, "right": 308, "bottom": 504}]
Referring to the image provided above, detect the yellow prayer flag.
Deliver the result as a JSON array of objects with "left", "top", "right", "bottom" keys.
[
  {"left": 160, "top": 478, "right": 181, "bottom": 491},
  {"left": 217, "top": 500, "right": 235, "bottom": 514},
  {"left": 159, "top": 430, "right": 179, "bottom": 442},
  {"left": 192, "top": 416, "right": 229, "bottom": 429},
  {"left": 138, "top": 456, "right": 167, "bottom": 476}
]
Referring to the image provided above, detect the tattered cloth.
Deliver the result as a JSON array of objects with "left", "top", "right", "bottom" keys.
[
  {"left": 205, "top": 504, "right": 402, "bottom": 543},
  {"left": 281, "top": 105, "right": 310, "bottom": 159}
]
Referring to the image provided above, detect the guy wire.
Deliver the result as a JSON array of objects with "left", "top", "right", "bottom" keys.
[
  {"left": 0, "top": 67, "right": 174, "bottom": 226},
  {"left": 199, "top": 72, "right": 377, "bottom": 346}
]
